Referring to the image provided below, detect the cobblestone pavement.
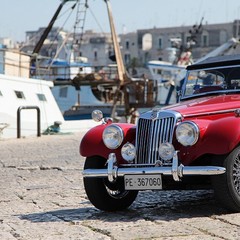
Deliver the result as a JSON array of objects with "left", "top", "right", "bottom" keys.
[{"left": 0, "top": 132, "right": 240, "bottom": 240}]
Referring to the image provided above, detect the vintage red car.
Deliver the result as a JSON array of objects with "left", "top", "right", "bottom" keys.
[{"left": 80, "top": 54, "right": 240, "bottom": 212}]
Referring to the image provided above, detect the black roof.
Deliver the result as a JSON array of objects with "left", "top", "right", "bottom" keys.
[{"left": 187, "top": 54, "right": 240, "bottom": 70}]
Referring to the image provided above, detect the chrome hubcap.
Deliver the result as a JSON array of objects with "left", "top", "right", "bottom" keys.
[
  {"left": 233, "top": 153, "right": 240, "bottom": 195},
  {"left": 105, "top": 186, "right": 129, "bottom": 199},
  {"left": 103, "top": 179, "right": 129, "bottom": 199}
]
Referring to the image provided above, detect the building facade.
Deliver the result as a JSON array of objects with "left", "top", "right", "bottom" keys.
[
  {"left": 22, "top": 28, "right": 115, "bottom": 69},
  {"left": 19, "top": 20, "right": 240, "bottom": 72},
  {"left": 119, "top": 20, "right": 240, "bottom": 67}
]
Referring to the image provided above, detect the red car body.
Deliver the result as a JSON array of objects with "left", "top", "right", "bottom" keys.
[
  {"left": 80, "top": 54, "right": 240, "bottom": 212},
  {"left": 81, "top": 95, "right": 240, "bottom": 165}
]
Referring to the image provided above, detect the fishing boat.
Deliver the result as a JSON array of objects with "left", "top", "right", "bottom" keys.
[
  {"left": 147, "top": 60, "right": 186, "bottom": 105},
  {"left": 148, "top": 35, "right": 239, "bottom": 106},
  {"left": 0, "top": 0, "right": 156, "bottom": 138},
  {"left": 29, "top": 0, "right": 157, "bottom": 122},
  {"left": 0, "top": 48, "right": 98, "bottom": 138}
]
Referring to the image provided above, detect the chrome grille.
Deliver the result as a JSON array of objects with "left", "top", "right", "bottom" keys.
[{"left": 135, "top": 110, "right": 181, "bottom": 165}]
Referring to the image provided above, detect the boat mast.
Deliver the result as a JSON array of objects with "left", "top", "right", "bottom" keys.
[
  {"left": 73, "top": 0, "right": 89, "bottom": 60},
  {"left": 104, "top": 0, "right": 127, "bottom": 84},
  {"left": 104, "top": 0, "right": 131, "bottom": 119},
  {"left": 32, "top": 0, "right": 77, "bottom": 55}
]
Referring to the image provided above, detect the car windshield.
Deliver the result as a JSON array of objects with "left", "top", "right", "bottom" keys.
[{"left": 182, "top": 66, "right": 240, "bottom": 99}]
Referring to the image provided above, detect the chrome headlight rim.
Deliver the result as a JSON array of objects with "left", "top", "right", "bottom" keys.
[
  {"left": 102, "top": 124, "right": 124, "bottom": 149},
  {"left": 176, "top": 121, "right": 199, "bottom": 146}
]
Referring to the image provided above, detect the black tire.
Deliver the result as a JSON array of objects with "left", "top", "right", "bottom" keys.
[
  {"left": 212, "top": 146, "right": 240, "bottom": 212},
  {"left": 83, "top": 156, "right": 138, "bottom": 211}
]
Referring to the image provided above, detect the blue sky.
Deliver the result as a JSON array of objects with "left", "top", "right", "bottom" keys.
[{"left": 1, "top": 0, "right": 240, "bottom": 42}]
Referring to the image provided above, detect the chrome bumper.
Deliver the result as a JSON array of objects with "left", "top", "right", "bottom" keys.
[{"left": 83, "top": 152, "right": 226, "bottom": 182}]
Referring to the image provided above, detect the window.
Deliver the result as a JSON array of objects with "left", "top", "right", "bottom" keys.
[
  {"left": 184, "top": 69, "right": 226, "bottom": 97},
  {"left": 37, "top": 93, "right": 47, "bottom": 101},
  {"left": 126, "top": 40, "right": 130, "bottom": 50},
  {"left": 94, "top": 50, "right": 98, "bottom": 60},
  {"left": 202, "top": 35, "right": 208, "bottom": 47},
  {"left": 59, "top": 87, "right": 68, "bottom": 98},
  {"left": 15, "top": 91, "right": 25, "bottom": 99},
  {"left": 220, "top": 30, "right": 227, "bottom": 44},
  {"left": 124, "top": 54, "right": 131, "bottom": 64},
  {"left": 201, "top": 31, "right": 209, "bottom": 47},
  {"left": 158, "top": 38, "right": 162, "bottom": 49}
]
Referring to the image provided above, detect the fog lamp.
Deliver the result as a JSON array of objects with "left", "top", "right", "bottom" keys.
[
  {"left": 159, "top": 142, "right": 175, "bottom": 160},
  {"left": 121, "top": 143, "right": 136, "bottom": 162}
]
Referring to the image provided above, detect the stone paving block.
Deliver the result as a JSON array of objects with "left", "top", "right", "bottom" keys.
[
  {"left": 152, "top": 236, "right": 222, "bottom": 240},
  {"left": 82, "top": 218, "right": 202, "bottom": 240},
  {"left": 216, "top": 213, "right": 240, "bottom": 227},
  {"left": 182, "top": 217, "right": 240, "bottom": 240},
  {"left": 1, "top": 133, "right": 240, "bottom": 239}
]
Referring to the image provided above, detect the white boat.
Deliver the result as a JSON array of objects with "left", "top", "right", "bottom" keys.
[
  {"left": 28, "top": 0, "right": 125, "bottom": 120},
  {"left": 0, "top": 49, "right": 98, "bottom": 138},
  {"left": 147, "top": 60, "right": 186, "bottom": 105},
  {"left": 0, "top": 0, "right": 129, "bottom": 138},
  {"left": 147, "top": 38, "right": 240, "bottom": 105},
  {"left": 35, "top": 56, "right": 123, "bottom": 120},
  {"left": 0, "top": 0, "right": 158, "bottom": 138}
]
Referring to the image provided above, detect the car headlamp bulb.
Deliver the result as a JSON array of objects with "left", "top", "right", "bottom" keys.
[
  {"left": 102, "top": 125, "right": 124, "bottom": 149},
  {"left": 176, "top": 121, "right": 199, "bottom": 146}
]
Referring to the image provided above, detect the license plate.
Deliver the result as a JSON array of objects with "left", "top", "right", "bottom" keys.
[{"left": 124, "top": 174, "right": 162, "bottom": 190}]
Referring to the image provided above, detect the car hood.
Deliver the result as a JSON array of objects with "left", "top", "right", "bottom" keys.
[{"left": 163, "top": 94, "right": 240, "bottom": 117}]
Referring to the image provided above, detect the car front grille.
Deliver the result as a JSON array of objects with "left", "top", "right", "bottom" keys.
[{"left": 135, "top": 110, "right": 181, "bottom": 165}]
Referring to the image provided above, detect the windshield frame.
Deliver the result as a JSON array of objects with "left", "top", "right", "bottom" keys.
[{"left": 180, "top": 65, "right": 240, "bottom": 100}]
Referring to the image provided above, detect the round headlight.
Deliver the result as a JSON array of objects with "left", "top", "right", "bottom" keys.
[
  {"left": 102, "top": 125, "right": 124, "bottom": 149},
  {"left": 176, "top": 121, "right": 199, "bottom": 146},
  {"left": 121, "top": 143, "right": 136, "bottom": 162},
  {"left": 159, "top": 142, "right": 175, "bottom": 160},
  {"left": 92, "top": 110, "right": 103, "bottom": 122}
]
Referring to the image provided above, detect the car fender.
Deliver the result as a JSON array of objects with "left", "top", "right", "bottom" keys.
[
  {"left": 199, "top": 116, "right": 240, "bottom": 153},
  {"left": 179, "top": 116, "right": 240, "bottom": 165},
  {"left": 80, "top": 123, "right": 136, "bottom": 163}
]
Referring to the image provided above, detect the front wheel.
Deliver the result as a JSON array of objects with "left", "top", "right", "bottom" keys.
[
  {"left": 83, "top": 156, "right": 138, "bottom": 211},
  {"left": 212, "top": 146, "right": 240, "bottom": 212}
]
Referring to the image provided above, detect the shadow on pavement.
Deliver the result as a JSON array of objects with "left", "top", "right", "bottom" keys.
[{"left": 19, "top": 190, "right": 229, "bottom": 223}]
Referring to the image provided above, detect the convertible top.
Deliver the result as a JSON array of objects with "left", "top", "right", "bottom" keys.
[{"left": 187, "top": 54, "right": 240, "bottom": 70}]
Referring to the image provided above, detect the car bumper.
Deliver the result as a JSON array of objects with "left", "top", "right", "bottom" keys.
[{"left": 82, "top": 152, "right": 226, "bottom": 182}]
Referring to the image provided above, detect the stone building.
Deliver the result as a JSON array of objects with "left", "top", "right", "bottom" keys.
[
  {"left": 119, "top": 20, "right": 240, "bottom": 67},
  {"left": 21, "top": 28, "right": 115, "bottom": 69},
  {"left": 75, "top": 30, "right": 115, "bottom": 68},
  {"left": 20, "top": 20, "right": 240, "bottom": 71}
]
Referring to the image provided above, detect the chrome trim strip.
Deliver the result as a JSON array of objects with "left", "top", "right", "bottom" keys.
[
  {"left": 83, "top": 165, "right": 226, "bottom": 179},
  {"left": 182, "top": 108, "right": 237, "bottom": 118},
  {"left": 83, "top": 153, "right": 226, "bottom": 183}
]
